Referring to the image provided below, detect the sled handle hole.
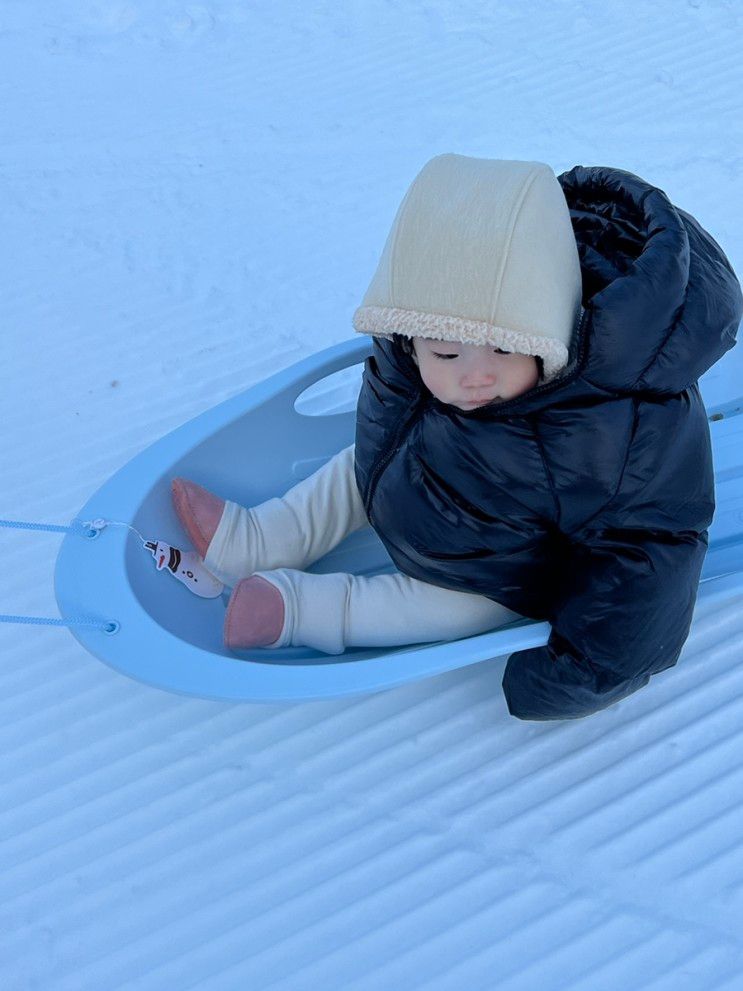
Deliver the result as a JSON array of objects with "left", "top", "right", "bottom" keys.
[{"left": 293, "top": 362, "right": 365, "bottom": 418}]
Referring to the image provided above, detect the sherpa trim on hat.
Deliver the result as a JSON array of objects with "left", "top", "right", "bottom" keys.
[
  {"left": 352, "top": 153, "right": 583, "bottom": 383},
  {"left": 353, "top": 305, "right": 570, "bottom": 381}
]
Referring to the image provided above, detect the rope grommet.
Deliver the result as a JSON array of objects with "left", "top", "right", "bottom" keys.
[
  {"left": 82, "top": 518, "right": 107, "bottom": 539},
  {"left": 102, "top": 621, "right": 120, "bottom": 635}
]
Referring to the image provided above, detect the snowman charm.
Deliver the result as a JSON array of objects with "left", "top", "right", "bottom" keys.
[{"left": 144, "top": 539, "right": 224, "bottom": 598}]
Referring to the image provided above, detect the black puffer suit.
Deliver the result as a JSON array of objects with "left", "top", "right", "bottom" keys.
[{"left": 354, "top": 166, "right": 743, "bottom": 721}]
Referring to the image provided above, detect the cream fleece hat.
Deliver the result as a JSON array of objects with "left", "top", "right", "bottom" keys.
[{"left": 353, "top": 153, "right": 584, "bottom": 382}]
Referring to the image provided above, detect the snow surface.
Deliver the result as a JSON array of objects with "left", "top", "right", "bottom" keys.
[{"left": 2, "top": 2, "right": 743, "bottom": 988}]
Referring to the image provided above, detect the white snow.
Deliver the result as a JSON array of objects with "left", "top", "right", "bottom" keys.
[{"left": 2, "top": 2, "right": 743, "bottom": 989}]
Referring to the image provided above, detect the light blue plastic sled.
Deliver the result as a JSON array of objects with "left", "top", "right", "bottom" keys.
[{"left": 54, "top": 337, "right": 743, "bottom": 702}]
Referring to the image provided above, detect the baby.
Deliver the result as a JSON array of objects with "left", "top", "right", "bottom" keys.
[{"left": 173, "top": 153, "right": 743, "bottom": 721}]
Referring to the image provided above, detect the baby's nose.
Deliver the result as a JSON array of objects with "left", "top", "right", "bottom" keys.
[{"left": 462, "top": 368, "right": 496, "bottom": 385}]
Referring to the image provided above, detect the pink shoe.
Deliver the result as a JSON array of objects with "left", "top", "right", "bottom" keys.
[
  {"left": 171, "top": 477, "right": 225, "bottom": 559},
  {"left": 224, "top": 576, "right": 286, "bottom": 649}
]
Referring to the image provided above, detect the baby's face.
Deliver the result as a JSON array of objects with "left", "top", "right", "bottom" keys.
[{"left": 410, "top": 336, "right": 540, "bottom": 410}]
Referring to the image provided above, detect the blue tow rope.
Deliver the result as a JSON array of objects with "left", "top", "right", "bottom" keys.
[
  {"left": 0, "top": 517, "right": 119, "bottom": 634},
  {"left": 0, "top": 518, "right": 79, "bottom": 534}
]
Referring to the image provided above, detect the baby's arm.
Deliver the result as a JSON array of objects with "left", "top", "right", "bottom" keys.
[
  {"left": 501, "top": 526, "right": 709, "bottom": 720},
  {"left": 204, "top": 443, "right": 368, "bottom": 585}
]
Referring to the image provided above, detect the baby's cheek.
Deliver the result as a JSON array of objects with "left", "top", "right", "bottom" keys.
[
  {"left": 431, "top": 366, "right": 451, "bottom": 391},
  {"left": 515, "top": 355, "right": 539, "bottom": 383}
]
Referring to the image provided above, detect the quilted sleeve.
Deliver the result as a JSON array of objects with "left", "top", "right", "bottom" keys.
[{"left": 500, "top": 526, "right": 710, "bottom": 721}]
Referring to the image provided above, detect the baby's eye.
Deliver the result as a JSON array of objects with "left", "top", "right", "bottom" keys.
[{"left": 431, "top": 348, "right": 509, "bottom": 360}]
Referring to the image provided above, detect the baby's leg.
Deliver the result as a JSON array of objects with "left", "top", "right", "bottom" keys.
[
  {"left": 244, "top": 567, "right": 523, "bottom": 655},
  {"left": 204, "top": 443, "right": 368, "bottom": 586}
]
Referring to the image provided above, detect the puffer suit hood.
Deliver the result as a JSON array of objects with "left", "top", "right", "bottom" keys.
[{"left": 354, "top": 162, "right": 743, "bottom": 721}]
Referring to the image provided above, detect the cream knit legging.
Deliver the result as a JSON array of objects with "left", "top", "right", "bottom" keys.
[{"left": 204, "top": 444, "right": 522, "bottom": 654}]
